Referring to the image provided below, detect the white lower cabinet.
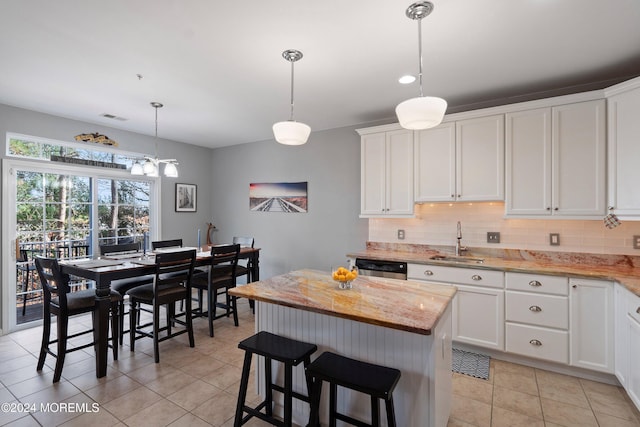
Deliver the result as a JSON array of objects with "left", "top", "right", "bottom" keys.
[
  {"left": 569, "top": 278, "right": 614, "bottom": 373},
  {"left": 453, "top": 284, "right": 504, "bottom": 350},
  {"left": 623, "top": 286, "right": 640, "bottom": 409},
  {"left": 615, "top": 283, "right": 630, "bottom": 387},
  {"left": 408, "top": 264, "right": 505, "bottom": 351},
  {"left": 505, "top": 272, "right": 569, "bottom": 364}
]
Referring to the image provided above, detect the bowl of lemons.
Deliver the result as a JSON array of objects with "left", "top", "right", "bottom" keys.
[{"left": 332, "top": 266, "right": 359, "bottom": 289}]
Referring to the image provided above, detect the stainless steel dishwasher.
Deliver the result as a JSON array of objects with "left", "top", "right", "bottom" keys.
[{"left": 355, "top": 258, "right": 407, "bottom": 280}]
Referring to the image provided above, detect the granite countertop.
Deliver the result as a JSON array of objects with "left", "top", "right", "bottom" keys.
[
  {"left": 229, "top": 268, "right": 456, "bottom": 335},
  {"left": 347, "top": 242, "right": 640, "bottom": 296}
]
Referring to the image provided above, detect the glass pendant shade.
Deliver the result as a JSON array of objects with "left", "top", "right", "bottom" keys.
[
  {"left": 396, "top": 95, "right": 447, "bottom": 130},
  {"left": 131, "top": 162, "right": 144, "bottom": 175},
  {"left": 273, "top": 120, "right": 311, "bottom": 146},
  {"left": 164, "top": 162, "right": 178, "bottom": 177},
  {"left": 142, "top": 159, "right": 157, "bottom": 175}
]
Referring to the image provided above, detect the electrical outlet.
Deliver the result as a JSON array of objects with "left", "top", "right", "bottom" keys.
[
  {"left": 633, "top": 235, "right": 640, "bottom": 249},
  {"left": 487, "top": 232, "right": 500, "bottom": 243},
  {"left": 397, "top": 229, "right": 405, "bottom": 240},
  {"left": 550, "top": 233, "right": 560, "bottom": 246}
]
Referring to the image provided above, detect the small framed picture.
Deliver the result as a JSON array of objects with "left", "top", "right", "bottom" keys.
[{"left": 175, "top": 183, "right": 197, "bottom": 212}]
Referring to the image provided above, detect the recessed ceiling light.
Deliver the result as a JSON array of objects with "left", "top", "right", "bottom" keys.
[{"left": 399, "top": 75, "right": 416, "bottom": 84}]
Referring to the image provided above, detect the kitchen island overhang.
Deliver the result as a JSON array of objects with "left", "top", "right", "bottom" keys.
[{"left": 230, "top": 269, "right": 456, "bottom": 427}]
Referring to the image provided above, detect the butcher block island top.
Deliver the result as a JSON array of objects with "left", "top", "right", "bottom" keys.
[{"left": 229, "top": 269, "right": 456, "bottom": 335}]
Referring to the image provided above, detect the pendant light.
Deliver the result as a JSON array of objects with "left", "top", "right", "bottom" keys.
[
  {"left": 273, "top": 49, "right": 311, "bottom": 145},
  {"left": 396, "top": 2, "right": 447, "bottom": 130},
  {"left": 131, "top": 102, "right": 179, "bottom": 177}
]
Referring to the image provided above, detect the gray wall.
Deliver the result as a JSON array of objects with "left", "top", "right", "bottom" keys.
[{"left": 209, "top": 125, "right": 369, "bottom": 280}]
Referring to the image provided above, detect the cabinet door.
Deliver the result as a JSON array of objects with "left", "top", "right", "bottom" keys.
[
  {"left": 360, "top": 133, "right": 386, "bottom": 215},
  {"left": 569, "top": 278, "right": 614, "bottom": 373},
  {"left": 414, "top": 123, "right": 456, "bottom": 202},
  {"left": 553, "top": 100, "right": 606, "bottom": 216},
  {"left": 628, "top": 315, "right": 640, "bottom": 409},
  {"left": 505, "top": 108, "right": 552, "bottom": 215},
  {"left": 614, "top": 283, "right": 630, "bottom": 387},
  {"left": 456, "top": 115, "right": 505, "bottom": 201},
  {"left": 608, "top": 86, "right": 640, "bottom": 217},
  {"left": 386, "top": 130, "right": 414, "bottom": 215},
  {"left": 452, "top": 284, "right": 504, "bottom": 350}
]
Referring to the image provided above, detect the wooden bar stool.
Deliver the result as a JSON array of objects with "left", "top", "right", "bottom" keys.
[
  {"left": 305, "top": 352, "right": 401, "bottom": 427},
  {"left": 234, "top": 331, "right": 317, "bottom": 427}
]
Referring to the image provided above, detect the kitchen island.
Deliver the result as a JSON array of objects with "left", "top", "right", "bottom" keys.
[{"left": 229, "top": 269, "right": 456, "bottom": 427}]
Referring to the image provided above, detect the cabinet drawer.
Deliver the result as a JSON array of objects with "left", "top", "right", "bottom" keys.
[
  {"left": 408, "top": 264, "right": 504, "bottom": 288},
  {"left": 506, "top": 272, "right": 568, "bottom": 295},
  {"left": 628, "top": 290, "right": 640, "bottom": 324},
  {"left": 506, "top": 291, "right": 568, "bottom": 329},
  {"left": 506, "top": 323, "right": 569, "bottom": 364}
]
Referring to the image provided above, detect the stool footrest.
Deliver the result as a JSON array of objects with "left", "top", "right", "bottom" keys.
[
  {"left": 270, "top": 383, "right": 311, "bottom": 403},
  {"left": 242, "top": 404, "right": 285, "bottom": 427}
]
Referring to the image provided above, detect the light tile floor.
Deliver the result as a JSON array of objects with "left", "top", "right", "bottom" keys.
[{"left": 1, "top": 299, "right": 639, "bottom": 426}]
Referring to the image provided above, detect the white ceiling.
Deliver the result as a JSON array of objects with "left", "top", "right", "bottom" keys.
[{"left": 1, "top": 0, "right": 639, "bottom": 149}]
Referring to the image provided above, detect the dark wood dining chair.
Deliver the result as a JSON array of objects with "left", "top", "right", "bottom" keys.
[
  {"left": 191, "top": 244, "right": 240, "bottom": 337},
  {"left": 99, "top": 242, "right": 153, "bottom": 344},
  {"left": 16, "top": 248, "right": 38, "bottom": 316},
  {"left": 34, "top": 256, "right": 121, "bottom": 382},
  {"left": 151, "top": 239, "right": 183, "bottom": 250},
  {"left": 232, "top": 236, "right": 254, "bottom": 283},
  {"left": 127, "top": 249, "right": 196, "bottom": 363}
]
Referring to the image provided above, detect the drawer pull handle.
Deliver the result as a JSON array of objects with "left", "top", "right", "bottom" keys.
[
  {"left": 529, "top": 280, "right": 542, "bottom": 287},
  {"left": 424, "top": 270, "right": 434, "bottom": 276},
  {"left": 529, "top": 305, "right": 542, "bottom": 312},
  {"left": 529, "top": 339, "right": 542, "bottom": 346},
  {"left": 471, "top": 275, "right": 482, "bottom": 281},
  {"left": 637, "top": 306, "right": 640, "bottom": 315}
]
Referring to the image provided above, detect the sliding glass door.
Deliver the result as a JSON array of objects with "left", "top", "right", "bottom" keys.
[{"left": 3, "top": 158, "right": 159, "bottom": 331}]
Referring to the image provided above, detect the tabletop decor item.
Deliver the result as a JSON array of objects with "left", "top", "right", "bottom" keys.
[
  {"left": 176, "top": 183, "right": 197, "bottom": 212},
  {"left": 332, "top": 266, "right": 358, "bottom": 290}
]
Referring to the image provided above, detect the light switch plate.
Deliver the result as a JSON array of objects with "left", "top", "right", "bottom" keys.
[
  {"left": 550, "top": 233, "right": 560, "bottom": 246},
  {"left": 633, "top": 235, "right": 640, "bottom": 249},
  {"left": 397, "top": 229, "right": 405, "bottom": 240}
]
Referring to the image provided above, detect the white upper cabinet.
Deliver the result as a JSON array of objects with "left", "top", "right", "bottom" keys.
[
  {"left": 607, "top": 80, "right": 640, "bottom": 217},
  {"left": 360, "top": 127, "right": 414, "bottom": 217},
  {"left": 415, "top": 115, "right": 504, "bottom": 202},
  {"left": 506, "top": 99, "right": 606, "bottom": 217},
  {"left": 456, "top": 115, "right": 505, "bottom": 201},
  {"left": 414, "top": 123, "right": 456, "bottom": 202}
]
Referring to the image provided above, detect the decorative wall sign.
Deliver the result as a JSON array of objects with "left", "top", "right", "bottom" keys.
[
  {"left": 249, "top": 182, "right": 307, "bottom": 212},
  {"left": 50, "top": 155, "right": 126, "bottom": 169},
  {"left": 74, "top": 133, "right": 118, "bottom": 146},
  {"left": 176, "top": 183, "right": 197, "bottom": 212}
]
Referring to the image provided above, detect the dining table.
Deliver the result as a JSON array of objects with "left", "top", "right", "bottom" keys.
[{"left": 59, "top": 245, "right": 260, "bottom": 378}]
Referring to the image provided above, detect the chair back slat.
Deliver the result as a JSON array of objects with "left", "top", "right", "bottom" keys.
[
  {"left": 151, "top": 239, "right": 183, "bottom": 250},
  {"left": 34, "top": 257, "right": 71, "bottom": 307},
  {"left": 210, "top": 244, "right": 240, "bottom": 281},
  {"left": 100, "top": 242, "right": 140, "bottom": 256},
  {"left": 154, "top": 249, "right": 196, "bottom": 290},
  {"left": 232, "top": 236, "right": 254, "bottom": 248}
]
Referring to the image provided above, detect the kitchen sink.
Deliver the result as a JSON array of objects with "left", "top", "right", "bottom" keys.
[{"left": 429, "top": 255, "right": 485, "bottom": 264}]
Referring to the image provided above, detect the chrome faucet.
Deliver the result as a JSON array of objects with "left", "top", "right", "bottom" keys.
[{"left": 455, "top": 221, "right": 467, "bottom": 256}]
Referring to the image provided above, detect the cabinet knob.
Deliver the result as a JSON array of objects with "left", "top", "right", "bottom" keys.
[
  {"left": 471, "top": 275, "right": 482, "bottom": 281},
  {"left": 546, "top": 207, "right": 551, "bottom": 211},
  {"left": 528, "top": 280, "right": 542, "bottom": 287},
  {"left": 450, "top": 195, "right": 454, "bottom": 198},
  {"left": 424, "top": 270, "right": 434, "bottom": 276},
  {"left": 608, "top": 206, "right": 615, "bottom": 211},
  {"left": 529, "top": 339, "right": 542, "bottom": 346},
  {"left": 457, "top": 194, "right": 461, "bottom": 198},
  {"left": 572, "top": 284, "right": 577, "bottom": 289},
  {"left": 636, "top": 306, "right": 640, "bottom": 314},
  {"left": 554, "top": 207, "right": 559, "bottom": 211},
  {"left": 529, "top": 305, "right": 542, "bottom": 312}
]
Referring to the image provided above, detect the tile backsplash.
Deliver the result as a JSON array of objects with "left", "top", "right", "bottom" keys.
[{"left": 368, "top": 202, "right": 640, "bottom": 255}]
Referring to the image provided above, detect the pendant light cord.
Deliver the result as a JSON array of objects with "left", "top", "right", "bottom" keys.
[
  {"left": 417, "top": 18, "right": 424, "bottom": 97},
  {"left": 289, "top": 59, "right": 296, "bottom": 121}
]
